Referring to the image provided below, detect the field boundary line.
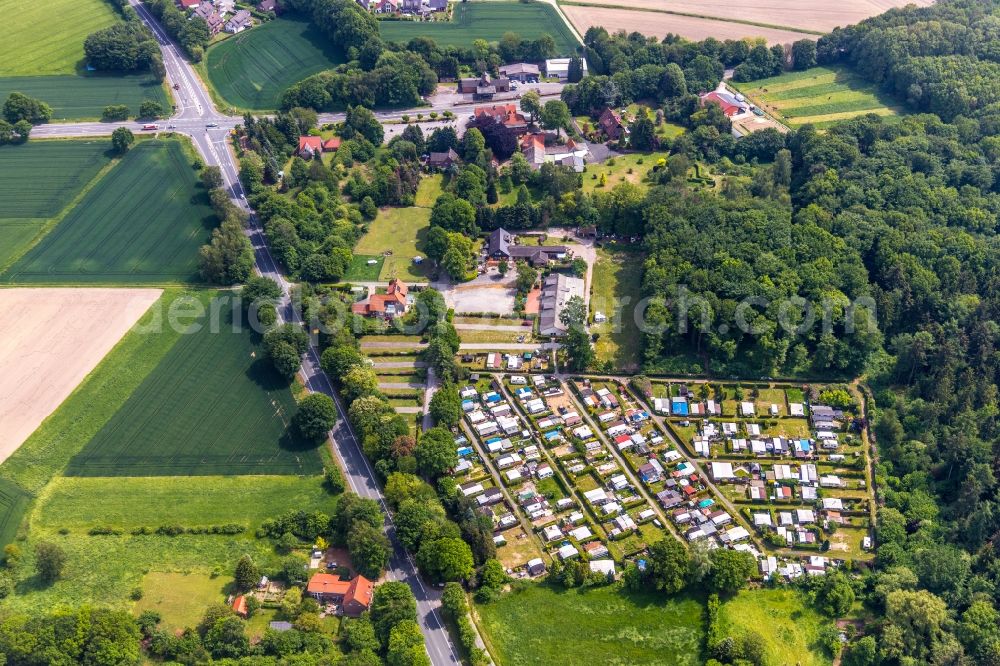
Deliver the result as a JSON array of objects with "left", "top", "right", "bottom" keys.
[
  {"left": 0, "top": 154, "right": 122, "bottom": 274},
  {"left": 557, "top": 0, "right": 824, "bottom": 36}
]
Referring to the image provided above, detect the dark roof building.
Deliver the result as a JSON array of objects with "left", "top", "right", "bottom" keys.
[
  {"left": 598, "top": 108, "right": 627, "bottom": 141},
  {"left": 458, "top": 72, "right": 510, "bottom": 99},
  {"left": 499, "top": 63, "right": 540, "bottom": 81},
  {"left": 427, "top": 148, "right": 459, "bottom": 169},
  {"left": 486, "top": 228, "right": 567, "bottom": 266}
]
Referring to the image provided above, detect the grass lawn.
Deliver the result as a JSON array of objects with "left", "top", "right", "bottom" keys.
[
  {"left": 204, "top": 16, "right": 346, "bottom": 111},
  {"left": 2, "top": 139, "right": 216, "bottom": 284},
  {"left": 718, "top": 588, "right": 833, "bottom": 666},
  {"left": 494, "top": 532, "right": 544, "bottom": 570},
  {"left": 34, "top": 475, "right": 335, "bottom": 531},
  {"left": 0, "top": 74, "right": 169, "bottom": 121},
  {"left": 477, "top": 584, "right": 704, "bottom": 665},
  {"left": 354, "top": 207, "right": 431, "bottom": 282},
  {"left": 381, "top": 2, "right": 579, "bottom": 55},
  {"left": 624, "top": 103, "right": 686, "bottom": 140},
  {"left": 0, "top": 0, "right": 118, "bottom": 75},
  {"left": 590, "top": 245, "right": 644, "bottom": 371},
  {"left": 135, "top": 572, "right": 234, "bottom": 631},
  {"left": 344, "top": 254, "right": 385, "bottom": 281},
  {"left": 414, "top": 174, "right": 445, "bottom": 208},
  {"left": 64, "top": 291, "right": 324, "bottom": 477},
  {"left": 582, "top": 152, "right": 668, "bottom": 194},
  {"left": 731, "top": 66, "right": 904, "bottom": 129},
  {"left": 1, "top": 526, "right": 284, "bottom": 615}
]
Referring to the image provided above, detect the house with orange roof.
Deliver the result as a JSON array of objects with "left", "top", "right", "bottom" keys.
[
  {"left": 298, "top": 135, "right": 341, "bottom": 159},
  {"left": 351, "top": 279, "right": 410, "bottom": 319},
  {"left": 306, "top": 573, "right": 375, "bottom": 616},
  {"left": 473, "top": 104, "right": 528, "bottom": 135},
  {"left": 231, "top": 594, "right": 248, "bottom": 617}
]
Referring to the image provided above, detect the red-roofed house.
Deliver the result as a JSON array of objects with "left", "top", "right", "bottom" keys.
[
  {"left": 473, "top": 104, "right": 528, "bottom": 135},
  {"left": 699, "top": 91, "right": 748, "bottom": 117},
  {"left": 298, "top": 136, "right": 341, "bottom": 159},
  {"left": 351, "top": 279, "right": 410, "bottom": 318},
  {"left": 232, "top": 595, "right": 248, "bottom": 617},
  {"left": 307, "top": 573, "right": 375, "bottom": 616},
  {"left": 521, "top": 133, "right": 546, "bottom": 168},
  {"left": 178, "top": 0, "right": 201, "bottom": 8}
]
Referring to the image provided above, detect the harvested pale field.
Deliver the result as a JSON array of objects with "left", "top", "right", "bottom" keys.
[
  {"left": 0, "top": 288, "right": 161, "bottom": 460},
  {"left": 561, "top": 0, "right": 932, "bottom": 34},
  {"left": 560, "top": 5, "right": 815, "bottom": 44}
]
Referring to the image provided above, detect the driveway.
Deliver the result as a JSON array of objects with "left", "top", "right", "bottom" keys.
[
  {"left": 454, "top": 323, "right": 526, "bottom": 332},
  {"left": 436, "top": 272, "right": 517, "bottom": 314}
]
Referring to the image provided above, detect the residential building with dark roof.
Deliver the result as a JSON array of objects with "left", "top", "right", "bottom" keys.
[{"left": 427, "top": 148, "right": 459, "bottom": 169}]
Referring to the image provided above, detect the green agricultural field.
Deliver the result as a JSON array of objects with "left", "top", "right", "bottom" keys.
[
  {"left": 413, "top": 174, "right": 444, "bottom": 208},
  {"left": 0, "top": 0, "right": 118, "bottom": 75},
  {"left": 204, "top": 16, "right": 346, "bottom": 111},
  {"left": 0, "top": 479, "right": 31, "bottom": 555},
  {"left": 3, "top": 139, "right": 216, "bottom": 284},
  {"left": 0, "top": 140, "right": 112, "bottom": 219},
  {"left": 591, "top": 245, "right": 644, "bottom": 371},
  {"left": 0, "top": 290, "right": 182, "bottom": 495},
  {"left": 354, "top": 206, "right": 432, "bottom": 282},
  {"left": 381, "top": 2, "right": 579, "bottom": 55},
  {"left": 476, "top": 584, "right": 704, "bottom": 665},
  {"left": 65, "top": 292, "right": 324, "bottom": 476},
  {"left": 733, "top": 66, "right": 903, "bottom": 129},
  {"left": 718, "top": 588, "right": 834, "bottom": 666},
  {"left": 34, "top": 476, "right": 336, "bottom": 531},
  {"left": 0, "top": 74, "right": 169, "bottom": 121},
  {"left": 344, "top": 254, "right": 385, "bottom": 281}
]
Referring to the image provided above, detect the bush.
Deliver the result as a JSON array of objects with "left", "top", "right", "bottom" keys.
[
  {"left": 324, "top": 464, "right": 346, "bottom": 494},
  {"left": 102, "top": 104, "right": 130, "bottom": 121}
]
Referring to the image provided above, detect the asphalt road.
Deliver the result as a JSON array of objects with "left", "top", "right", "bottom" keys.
[{"left": 36, "top": 3, "right": 464, "bottom": 663}]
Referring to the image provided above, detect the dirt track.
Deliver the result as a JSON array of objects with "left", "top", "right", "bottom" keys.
[{"left": 0, "top": 288, "right": 161, "bottom": 461}]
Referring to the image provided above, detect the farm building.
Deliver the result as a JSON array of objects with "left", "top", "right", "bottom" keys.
[
  {"left": 499, "top": 62, "right": 540, "bottom": 82},
  {"left": 306, "top": 574, "right": 374, "bottom": 616},
  {"left": 699, "top": 90, "right": 749, "bottom": 117},
  {"left": 539, "top": 273, "right": 586, "bottom": 336},
  {"left": 487, "top": 227, "right": 568, "bottom": 266},
  {"left": 545, "top": 58, "right": 588, "bottom": 80}
]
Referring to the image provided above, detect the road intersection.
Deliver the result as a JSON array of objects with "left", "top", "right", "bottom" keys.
[{"left": 30, "top": 2, "right": 466, "bottom": 662}]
